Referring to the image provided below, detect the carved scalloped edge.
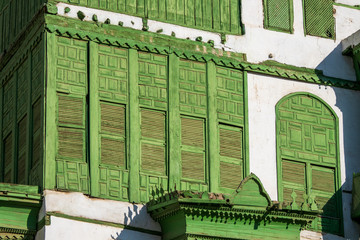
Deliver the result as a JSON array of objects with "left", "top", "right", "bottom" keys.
[
  {"left": 44, "top": 23, "right": 360, "bottom": 90},
  {"left": 0, "top": 227, "right": 36, "bottom": 237}
]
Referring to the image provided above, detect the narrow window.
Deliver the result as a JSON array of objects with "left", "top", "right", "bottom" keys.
[
  {"left": 141, "top": 109, "right": 166, "bottom": 175},
  {"left": 181, "top": 116, "right": 205, "bottom": 182},
  {"left": 219, "top": 124, "right": 243, "bottom": 189},
  {"left": 100, "top": 102, "right": 126, "bottom": 167}
]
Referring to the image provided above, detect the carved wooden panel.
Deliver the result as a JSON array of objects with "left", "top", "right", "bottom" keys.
[
  {"left": 138, "top": 52, "right": 168, "bottom": 110},
  {"left": 179, "top": 60, "right": 207, "bottom": 116},
  {"left": 216, "top": 66, "right": 244, "bottom": 125},
  {"left": 98, "top": 45, "right": 128, "bottom": 103}
]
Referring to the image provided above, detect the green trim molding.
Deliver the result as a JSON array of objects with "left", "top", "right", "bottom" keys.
[
  {"left": 42, "top": 14, "right": 359, "bottom": 90},
  {"left": 147, "top": 173, "right": 320, "bottom": 240}
]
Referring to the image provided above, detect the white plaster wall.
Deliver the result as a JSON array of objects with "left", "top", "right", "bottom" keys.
[
  {"left": 43, "top": 216, "right": 160, "bottom": 240},
  {"left": 42, "top": 190, "right": 161, "bottom": 232},
  {"left": 335, "top": 0, "right": 360, "bottom": 6},
  {"left": 248, "top": 72, "right": 360, "bottom": 239},
  {"left": 57, "top": 1, "right": 360, "bottom": 81}
]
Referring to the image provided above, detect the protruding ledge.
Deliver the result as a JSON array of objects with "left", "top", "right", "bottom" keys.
[{"left": 147, "top": 174, "right": 320, "bottom": 240}]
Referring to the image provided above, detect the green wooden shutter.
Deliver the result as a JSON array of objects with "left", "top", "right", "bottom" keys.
[
  {"left": 17, "top": 116, "right": 27, "bottom": 184},
  {"left": 181, "top": 117, "right": 205, "bottom": 181},
  {"left": 100, "top": 102, "right": 126, "bottom": 167},
  {"left": 57, "top": 94, "right": 85, "bottom": 161},
  {"left": 303, "top": 0, "right": 335, "bottom": 38},
  {"left": 219, "top": 125, "right": 243, "bottom": 189},
  {"left": 311, "top": 166, "right": 340, "bottom": 234},
  {"left": 32, "top": 99, "right": 41, "bottom": 167},
  {"left": 141, "top": 109, "right": 166, "bottom": 175},
  {"left": 3, "top": 132, "right": 13, "bottom": 183},
  {"left": 264, "top": 0, "right": 293, "bottom": 33},
  {"left": 281, "top": 160, "right": 306, "bottom": 205}
]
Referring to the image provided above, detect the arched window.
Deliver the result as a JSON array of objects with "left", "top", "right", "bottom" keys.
[{"left": 276, "top": 93, "right": 342, "bottom": 235}]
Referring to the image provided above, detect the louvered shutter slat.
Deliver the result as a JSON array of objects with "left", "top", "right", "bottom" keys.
[{"left": 140, "top": 109, "right": 166, "bottom": 175}]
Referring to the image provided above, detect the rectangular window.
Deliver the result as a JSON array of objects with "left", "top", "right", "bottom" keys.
[
  {"left": 303, "top": 0, "right": 335, "bottom": 38},
  {"left": 32, "top": 99, "right": 42, "bottom": 167},
  {"left": 281, "top": 159, "right": 340, "bottom": 234},
  {"left": 141, "top": 109, "right": 166, "bottom": 175},
  {"left": 17, "top": 116, "right": 27, "bottom": 184},
  {"left": 57, "top": 94, "right": 85, "bottom": 162},
  {"left": 219, "top": 124, "right": 243, "bottom": 189},
  {"left": 181, "top": 116, "right": 205, "bottom": 182},
  {"left": 100, "top": 102, "right": 126, "bottom": 167},
  {"left": 264, "top": 0, "right": 293, "bottom": 33},
  {"left": 3, "top": 132, "right": 13, "bottom": 183}
]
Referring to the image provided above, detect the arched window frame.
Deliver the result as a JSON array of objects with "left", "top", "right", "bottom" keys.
[{"left": 275, "top": 92, "right": 343, "bottom": 235}]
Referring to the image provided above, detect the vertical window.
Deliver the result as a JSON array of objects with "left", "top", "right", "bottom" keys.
[
  {"left": 303, "top": 0, "right": 335, "bottom": 38},
  {"left": 263, "top": 0, "right": 293, "bottom": 33},
  {"left": 57, "top": 94, "right": 85, "bottom": 162},
  {"left": 32, "top": 99, "right": 41, "bottom": 167},
  {"left": 17, "top": 116, "right": 27, "bottom": 184},
  {"left": 3, "top": 132, "right": 13, "bottom": 183},
  {"left": 140, "top": 109, "right": 166, "bottom": 175},
  {"left": 219, "top": 124, "right": 243, "bottom": 189},
  {"left": 181, "top": 116, "right": 205, "bottom": 182},
  {"left": 100, "top": 102, "right": 126, "bottom": 167},
  {"left": 277, "top": 93, "right": 341, "bottom": 235}
]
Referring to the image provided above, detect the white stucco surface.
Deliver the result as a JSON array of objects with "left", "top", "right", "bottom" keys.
[
  {"left": 43, "top": 190, "right": 161, "bottom": 232},
  {"left": 43, "top": 216, "right": 160, "bottom": 240},
  {"left": 248, "top": 72, "right": 360, "bottom": 239},
  {"left": 56, "top": 1, "right": 360, "bottom": 81}
]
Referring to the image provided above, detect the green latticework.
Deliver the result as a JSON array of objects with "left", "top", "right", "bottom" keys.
[
  {"left": 303, "top": 0, "right": 335, "bottom": 39},
  {"left": 264, "top": 0, "right": 293, "bottom": 33}
]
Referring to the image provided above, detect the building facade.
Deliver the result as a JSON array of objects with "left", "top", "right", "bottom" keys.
[{"left": 1, "top": 0, "right": 360, "bottom": 239}]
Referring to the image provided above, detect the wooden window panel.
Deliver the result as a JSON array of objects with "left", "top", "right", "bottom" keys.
[
  {"left": 181, "top": 116, "right": 205, "bottom": 181},
  {"left": 140, "top": 109, "right": 166, "bottom": 175}
]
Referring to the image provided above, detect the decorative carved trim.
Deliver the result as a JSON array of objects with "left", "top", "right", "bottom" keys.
[{"left": 44, "top": 14, "right": 359, "bottom": 90}]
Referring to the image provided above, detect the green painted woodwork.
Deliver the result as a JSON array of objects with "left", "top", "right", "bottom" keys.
[
  {"left": 147, "top": 173, "right": 319, "bottom": 240},
  {"left": 0, "top": 0, "right": 45, "bottom": 55},
  {"left": 97, "top": 44, "right": 129, "bottom": 201},
  {"left": 42, "top": 33, "right": 246, "bottom": 202},
  {"left": 263, "top": 0, "right": 294, "bottom": 33},
  {"left": 128, "top": 48, "right": 140, "bottom": 202},
  {"left": 61, "top": 0, "right": 242, "bottom": 35},
  {"left": 44, "top": 14, "right": 359, "bottom": 90},
  {"left": 0, "top": 32, "right": 45, "bottom": 189},
  {"left": 276, "top": 93, "right": 342, "bottom": 235},
  {"left": 0, "top": 183, "right": 41, "bottom": 240},
  {"left": 303, "top": 0, "right": 335, "bottom": 39}
]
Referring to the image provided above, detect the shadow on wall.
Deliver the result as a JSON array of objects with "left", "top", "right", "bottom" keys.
[
  {"left": 315, "top": 47, "right": 360, "bottom": 238},
  {"left": 110, "top": 204, "right": 159, "bottom": 240},
  {"left": 316, "top": 43, "right": 355, "bottom": 81}
]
